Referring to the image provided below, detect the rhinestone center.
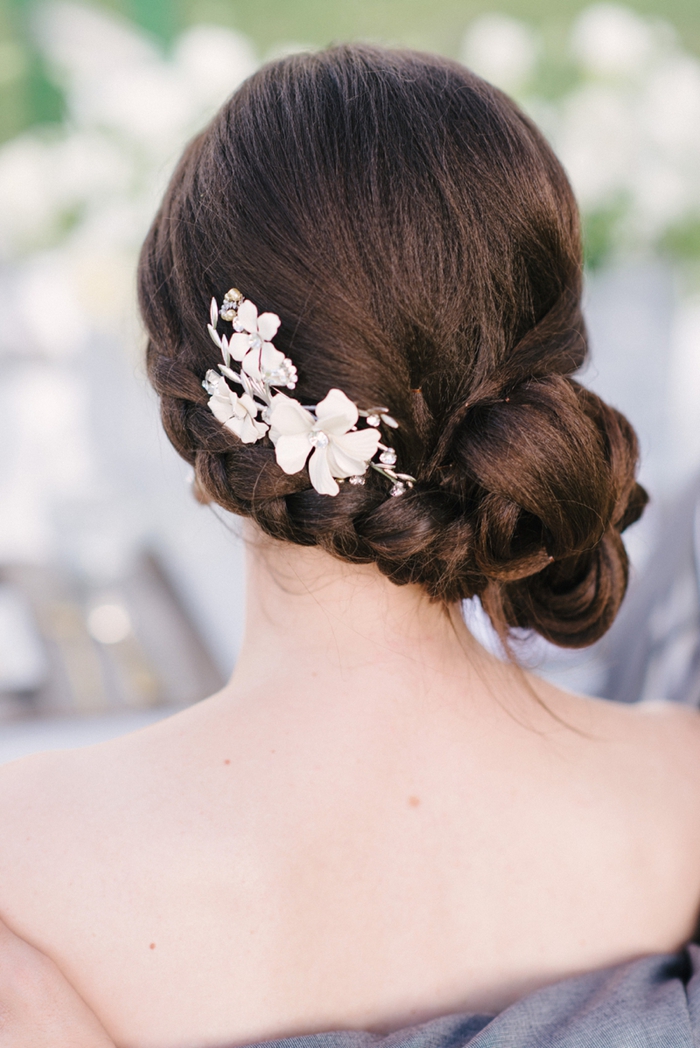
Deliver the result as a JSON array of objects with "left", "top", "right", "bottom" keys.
[{"left": 309, "top": 430, "right": 330, "bottom": 448}]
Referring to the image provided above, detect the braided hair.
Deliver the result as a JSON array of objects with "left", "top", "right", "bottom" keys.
[{"left": 138, "top": 45, "right": 646, "bottom": 648}]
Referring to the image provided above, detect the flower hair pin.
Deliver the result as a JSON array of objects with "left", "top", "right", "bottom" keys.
[{"left": 203, "top": 288, "right": 416, "bottom": 498}]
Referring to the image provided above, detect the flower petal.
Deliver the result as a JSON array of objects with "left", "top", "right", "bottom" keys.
[
  {"left": 241, "top": 343, "right": 285, "bottom": 381},
  {"left": 207, "top": 323, "right": 222, "bottom": 349},
  {"left": 275, "top": 432, "right": 312, "bottom": 474},
  {"left": 223, "top": 415, "right": 243, "bottom": 438},
  {"left": 229, "top": 414, "right": 267, "bottom": 444},
  {"left": 210, "top": 298, "right": 219, "bottom": 328},
  {"left": 241, "top": 349, "right": 263, "bottom": 380},
  {"left": 209, "top": 390, "right": 234, "bottom": 424},
  {"left": 219, "top": 364, "right": 240, "bottom": 383},
  {"left": 314, "top": 413, "right": 356, "bottom": 437},
  {"left": 332, "top": 428, "right": 381, "bottom": 466},
  {"left": 309, "top": 446, "right": 340, "bottom": 496},
  {"left": 239, "top": 393, "right": 259, "bottom": 417},
  {"left": 237, "top": 299, "right": 259, "bottom": 334},
  {"left": 260, "top": 342, "right": 285, "bottom": 373},
  {"left": 240, "top": 418, "right": 261, "bottom": 443},
  {"left": 315, "top": 389, "right": 358, "bottom": 429},
  {"left": 326, "top": 443, "right": 368, "bottom": 478},
  {"left": 268, "top": 394, "right": 314, "bottom": 438},
  {"left": 257, "top": 312, "right": 281, "bottom": 341},
  {"left": 229, "top": 332, "right": 251, "bottom": 361}
]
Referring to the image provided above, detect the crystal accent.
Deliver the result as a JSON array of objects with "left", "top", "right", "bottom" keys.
[
  {"left": 366, "top": 414, "right": 381, "bottom": 427},
  {"left": 249, "top": 333, "right": 262, "bottom": 351},
  {"left": 202, "top": 370, "right": 220, "bottom": 396},
  {"left": 379, "top": 448, "right": 397, "bottom": 465},
  {"left": 267, "top": 359, "right": 298, "bottom": 389},
  {"left": 349, "top": 474, "right": 365, "bottom": 486},
  {"left": 390, "top": 481, "right": 406, "bottom": 496},
  {"left": 309, "top": 430, "right": 330, "bottom": 448}
]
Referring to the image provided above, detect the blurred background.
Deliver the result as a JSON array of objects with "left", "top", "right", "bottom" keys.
[{"left": 2, "top": 0, "right": 700, "bottom": 759}]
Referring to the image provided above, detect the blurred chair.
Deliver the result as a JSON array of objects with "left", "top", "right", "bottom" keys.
[{"left": 0, "top": 550, "right": 223, "bottom": 723}]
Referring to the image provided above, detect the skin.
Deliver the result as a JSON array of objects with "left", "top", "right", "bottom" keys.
[
  {"left": 2, "top": 522, "right": 700, "bottom": 1048},
  {"left": 0, "top": 918, "right": 113, "bottom": 1047}
]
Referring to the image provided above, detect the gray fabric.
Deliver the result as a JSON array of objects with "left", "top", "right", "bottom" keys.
[{"left": 224, "top": 947, "right": 700, "bottom": 1048}]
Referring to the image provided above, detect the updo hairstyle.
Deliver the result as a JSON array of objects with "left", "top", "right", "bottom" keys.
[{"left": 139, "top": 45, "right": 647, "bottom": 648}]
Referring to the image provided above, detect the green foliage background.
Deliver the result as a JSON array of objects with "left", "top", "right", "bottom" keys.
[{"left": 2, "top": 0, "right": 700, "bottom": 143}]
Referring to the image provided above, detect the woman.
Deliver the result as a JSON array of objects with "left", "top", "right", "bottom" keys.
[{"left": 2, "top": 45, "right": 700, "bottom": 1048}]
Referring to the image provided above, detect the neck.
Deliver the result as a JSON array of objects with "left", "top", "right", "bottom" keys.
[{"left": 228, "top": 523, "right": 508, "bottom": 702}]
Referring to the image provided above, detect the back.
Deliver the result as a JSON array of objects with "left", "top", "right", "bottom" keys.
[{"left": 1, "top": 662, "right": 700, "bottom": 1048}]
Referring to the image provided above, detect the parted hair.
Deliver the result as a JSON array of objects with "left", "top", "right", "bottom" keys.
[{"left": 139, "top": 44, "right": 647, "bottom": 648}]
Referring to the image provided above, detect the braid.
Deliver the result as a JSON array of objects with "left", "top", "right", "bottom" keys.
[{"left": 139, "top": 45, "right": 646, "bottom": 647}]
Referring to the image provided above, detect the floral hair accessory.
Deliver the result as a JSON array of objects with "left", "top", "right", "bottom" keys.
[{"left": 203, "top": 289, "right": 416, "bottom": 497}]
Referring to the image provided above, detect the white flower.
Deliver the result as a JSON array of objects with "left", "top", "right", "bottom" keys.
[
  {"left": 461, "top": 14, "right": 538, "bottom": 93},
  {"left": 268, "top": 388, "right": 381, "bottom": 496},
  {"left": 225, "top": 297, "right": 285, "bottom": 378},
  {"left": 570, "top": 4, "right": 654, "bottom": 79},
  {"left": 206, "top": 373, "right": 268, "bottom": 444}
]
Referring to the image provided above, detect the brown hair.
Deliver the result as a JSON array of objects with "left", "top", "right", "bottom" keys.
[{"left": 139, "top": 44, "right": 646, "bottom": 648}]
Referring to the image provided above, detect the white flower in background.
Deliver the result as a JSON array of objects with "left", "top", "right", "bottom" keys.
[
  {"left": 457, "top": 3, "right": 700, "bottom": 260},
  {"left": 173, "top": 24, "right": 258, "bottom": 112},
  {"left": 34, "top": 1, "right": 158, "bottom": 82},
  {"left": 32, "top": 3, "right": 257, "bottom": 153},
  {"left": 204, "top": 372, "right": 268, "bottom": 444},
  {"left": 555, "top": 83, "right": 637, "bottom": 210},
  {"left": 269, "top": 389, "right": 381, "bottom": 496},
  {"left": 460, "top": 14, "right": 538, "bottom": 93},
  {"left": 0, "top": 136, "right": 60, "bottom": 256},
  {"left": 570, "top": 4, "right": 656, "bottom": 78},
  {"left": 643, "top": 56, "right": 700, "bottom": 156}
]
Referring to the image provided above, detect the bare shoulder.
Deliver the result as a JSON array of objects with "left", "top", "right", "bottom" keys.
[
  {"left": 0, "top": 702, "right": 220, "bottom": 898},
  {"left": 0, "top": 747, "right": 101, "bottom": 886},
  {"left": 0, "top": 746, "right": 80, "bottom": 833},
  {"left": 0, "top": 721, "right": 176, "bottom": 917},
  {"left": 606, "top": 698, "right": 700, "bottom": 768},
  {"left": 533, "top": 679, "right": 700, "bottom": 828},
  {"left": 633, "top": 701, "right": 700, "bottom": 792},
  {"left": 569, "top": 694, "right": 700, "bottom": 837},
  {"left": 0, "top": 704, "right": 199, "bottom": 832},
  {"left": 542, "top": 675, "right": 700, "bottom": 763}
]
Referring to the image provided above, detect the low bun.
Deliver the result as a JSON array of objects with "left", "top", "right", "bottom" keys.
[
  {"left": 139, "top": 45, "right": 647, "bottom": 649},
  {"left": 455, "top": 379, "right": 646, "bottom": 646}
]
